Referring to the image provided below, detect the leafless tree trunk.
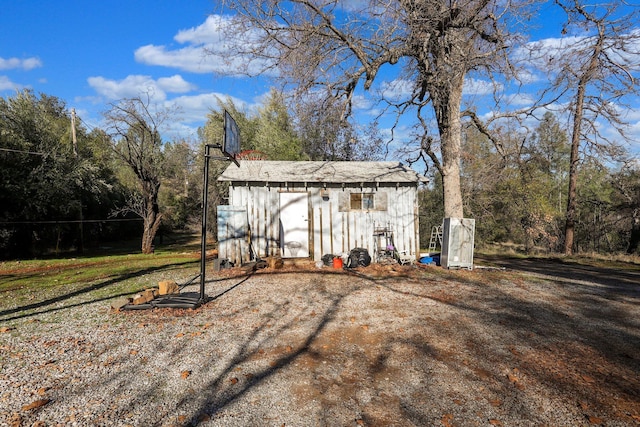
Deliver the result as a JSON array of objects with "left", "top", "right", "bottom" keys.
[{"left": 564, "top": 68, "right": 590, "bottom": 255}]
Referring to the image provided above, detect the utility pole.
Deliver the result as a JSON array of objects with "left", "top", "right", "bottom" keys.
[
  {"left": 71, "top": 108, "right": 78, "bottom": 157},
  {"left": 71, "top": 108, "right": 83, "bottom": 253}
]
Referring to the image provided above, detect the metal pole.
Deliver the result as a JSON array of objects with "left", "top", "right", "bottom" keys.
[{"left": 199, "top": 144, "right": 211, "bottom": 303}]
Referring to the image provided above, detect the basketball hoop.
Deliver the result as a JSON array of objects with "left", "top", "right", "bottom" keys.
[{"left": 236, "top": 150, "right": 268, "bottom": 161}]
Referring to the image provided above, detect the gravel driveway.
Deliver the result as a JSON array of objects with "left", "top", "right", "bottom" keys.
[{"left": 1, "top": 261, "right": 639, "bottom": 426}]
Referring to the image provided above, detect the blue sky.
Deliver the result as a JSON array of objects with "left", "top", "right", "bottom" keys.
[
  {"left": 1, "top": 1, "right": 639, "bottom": 157},
  {"left": 0, "top": 1, "right": 262, "bottom": 138}
]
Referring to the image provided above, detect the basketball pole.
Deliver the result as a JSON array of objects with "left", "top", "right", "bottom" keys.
[
  {"left": 198, "top": 144, "right": 213, "bottom": 304},
  {"left": 199, "top": 143, "right": 238, "bottom": 304},
  {"left": 197, "top": 110, "right": 241, "bottom": 305}
]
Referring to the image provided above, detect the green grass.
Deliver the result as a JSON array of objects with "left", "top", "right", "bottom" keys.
[{"left": 0, "top": 237, "right": 203, "bottom": 312}]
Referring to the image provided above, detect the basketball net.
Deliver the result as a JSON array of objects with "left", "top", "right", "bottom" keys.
[{"left": 236, "top": 150, "right": 268, "bottom": 161}]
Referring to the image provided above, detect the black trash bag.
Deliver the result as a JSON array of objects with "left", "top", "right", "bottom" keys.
[
  {"left": 346, "top": 247, "right": 371, "bottom": 268},
  {"left": 321, "top": 253, "right": 334, "bottom": 266}
]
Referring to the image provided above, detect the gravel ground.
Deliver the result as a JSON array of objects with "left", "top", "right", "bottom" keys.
[{"left": 1, "top": 261, "right": 639, "bottom": 426}]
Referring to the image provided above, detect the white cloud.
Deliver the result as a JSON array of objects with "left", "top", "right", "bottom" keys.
[
  {"left": 380, "top": 77, "right": 505, "bottom": 101},
  {"left": 521, "top": 32, "right": 640, "bottom": 75},
  {"left": 135, "top": 15, "right": 276, "bottom": 77},
  {"left": 464, "top": 78, "right": 500, "bottom": 96},
  {"left": 336, "top": 0, "right": 374, "bottom": 12},
  {"left": 135, "top": 44, "right": 217, "bottom": 74},
  {"left": 87, "top": 74, "right": 196, "bottom": 101},
  {"left": 628, "top": 120, "right": 640, "bottom": 144},
  {"left": 159, "top": 91, "right": 257, "bottom": 140},
  {"left": 623, "top": 106, "right": 640, "bottom": 122},
  {"left": 169, "top": 92, "right": 246, "bottom": 123},
  {"left": 517, "top": 36, "right": 580, "bottom": 68},
  {"left": 0, "top": 56, "right": 42, "bottom": 71},
  {"left": 505, "top": 93, "right": 537, "bottom": 107},
  {"left": 513, "top": 69, "right": 542, "bottom": 85},
  {"left": 174, "top": 15, "right": 230, "bottom": 45},
  {"left": 351, "top": 94, "right": 375, "bottom": 111},
  {"left": 380, "top": 79, "right": 414, "bottom": 101},
  {"left": 0, "top": 75, "right": 21, "bottom": 91},
  {"left": 157, "top": 75, "right": 196, "bottom": 93}
]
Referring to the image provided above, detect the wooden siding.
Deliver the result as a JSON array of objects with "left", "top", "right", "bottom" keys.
[
  {"left": 217, "top": 205, "right": 251, "bottom": 265},
  {"left": 222, "top": 182, "right": 420, "bottom": 264}
]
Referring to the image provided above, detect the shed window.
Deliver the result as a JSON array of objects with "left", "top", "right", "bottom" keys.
[
  {"left": 350, "top": 193, "right": 375, "bottom": 210},
  {"left": 338, "top": 191, "right": 388, "bottom": 212}
]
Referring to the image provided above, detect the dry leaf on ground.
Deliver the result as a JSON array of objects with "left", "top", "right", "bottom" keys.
[{"left": 21, "top": 399, "right": 50, "bottom": 411}]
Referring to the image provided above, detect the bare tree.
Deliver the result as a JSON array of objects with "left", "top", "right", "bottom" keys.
[
  {"left": 546, "top": 1, "right": 640, "bottom": 254},
  {"left": 103, "top": 96, "right": 172, "bottom": 254},
  {"left": 216, "top": 0, "right": 534, "bottom": 218}
]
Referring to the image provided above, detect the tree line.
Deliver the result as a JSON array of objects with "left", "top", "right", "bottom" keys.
[
  {"left": 1, "top": 88, "right": 638, "bottom": 259},
  {"left": 0, "top": 89, "right": 383, "bottom": 258},
  {"left": 419, "top": 111, "right": 640, "bottom": 255},
  {"left": 2, "top": 0, "right": 639, "bottom": 259}
]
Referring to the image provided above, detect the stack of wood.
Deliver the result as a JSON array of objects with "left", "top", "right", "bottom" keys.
[
  {"left": 110, "top": 280, "right": 180, "bottom": 310},
  {"left": 158, "top": 280, "right": 179, "bottom": 295},
  {"left": 132, "top": 288, "right": 158, "bottom": 305},
  {"left": 265, "top": 255, "right": 284, "bottom": 269}
]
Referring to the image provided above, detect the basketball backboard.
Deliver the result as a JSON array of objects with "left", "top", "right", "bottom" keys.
[{"left": 223, "top": 110, "right": 240, "bottom": 166}]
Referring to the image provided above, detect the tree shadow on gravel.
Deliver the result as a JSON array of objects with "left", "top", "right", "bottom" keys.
[
  {"left": 179, "top": 277, "right": 349, "bottom": 426},
  {"left": 68, "top": 270, "right": 357, "bottom": 426},
  {"left": 159, "top": 267, "right": 639, "bottom": 425},
  {"left": 371, "top": 268, "right": 640, "bottom": 425},
  {"left": 17, "top": 266, "right": 637, "bottom": 426},
  {"left": 477, "top": 255, "right": 640, "bottom": 299}
]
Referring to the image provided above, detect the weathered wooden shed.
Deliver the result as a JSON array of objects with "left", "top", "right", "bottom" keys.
[{"left": 217, "top": 160, "right": 427, "bottom": 265}]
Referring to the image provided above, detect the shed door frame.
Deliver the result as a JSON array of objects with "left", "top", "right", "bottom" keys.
[{"left": 279, "top": 191, "right": 310, "bottom": 258}]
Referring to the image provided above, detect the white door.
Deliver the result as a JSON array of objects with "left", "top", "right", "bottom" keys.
[{"left": 279, "top": 192, "right": 309, "bottom": 258}]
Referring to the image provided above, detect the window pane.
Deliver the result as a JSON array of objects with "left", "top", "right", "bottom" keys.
[
  {"left": 363, "top": 194, "right": 374, "bottom": 210},
  {"left": 350, "top": 193, "right": 362, "bottom": 209}
]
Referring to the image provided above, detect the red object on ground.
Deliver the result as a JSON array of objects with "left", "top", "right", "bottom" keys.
[{"left": 333, "top": 257, "right": 343, "bottom": 269}]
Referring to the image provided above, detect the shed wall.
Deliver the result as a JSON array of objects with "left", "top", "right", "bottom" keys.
[{"left": 224, "top": 182, "right": 419, "bottom": 264}]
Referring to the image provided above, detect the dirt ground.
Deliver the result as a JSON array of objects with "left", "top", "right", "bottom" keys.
[{"left": 1, "top": 259, "right": 639, "bottom": 426}]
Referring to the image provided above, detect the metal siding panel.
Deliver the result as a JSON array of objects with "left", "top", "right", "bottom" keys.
[
  {"left": 318, "top": 206, "right": 323, "bottom": 258},
  {"left": 375, "top": 191, "right": 388, "bottom": 211},
  {"left": 279, "top": 191, "right": 310, "bottom": 258},
  {"left": 337, "top": 191, "right": 349, "bottom": 212},
  {"left": 313, "top": 188, "right": 324, "bottom": 260},
  {"left": 341, "top": 211, "right": 347, "bottom": 254},
  {"left": 396, "top": 187, "right": 408, "bottom": 254},
  {"left": 399, "top": 187, "right": 413, "bottom": 254}
]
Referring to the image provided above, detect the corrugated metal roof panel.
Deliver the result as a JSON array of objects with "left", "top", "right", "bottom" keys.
[{"left": 218, "top": 161, "right": 427, "bottom": 183}]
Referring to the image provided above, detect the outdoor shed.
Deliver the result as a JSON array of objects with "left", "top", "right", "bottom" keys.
[{"left": 217, "top": 160, "right": 427, "bottom": 266}]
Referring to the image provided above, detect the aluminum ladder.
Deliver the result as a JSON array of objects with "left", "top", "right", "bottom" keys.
[{"left": 428, "top": 225, "right": 443, "bottom": 253}]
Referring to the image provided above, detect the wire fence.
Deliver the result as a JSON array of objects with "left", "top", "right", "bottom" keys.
[{"left": 0, "top": 218, "right": 144, "bottom": 258}]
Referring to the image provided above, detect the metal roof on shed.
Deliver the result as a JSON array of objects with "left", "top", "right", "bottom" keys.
[{"left": 218, "top": 161, "right": 427, "bottom": 184}]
